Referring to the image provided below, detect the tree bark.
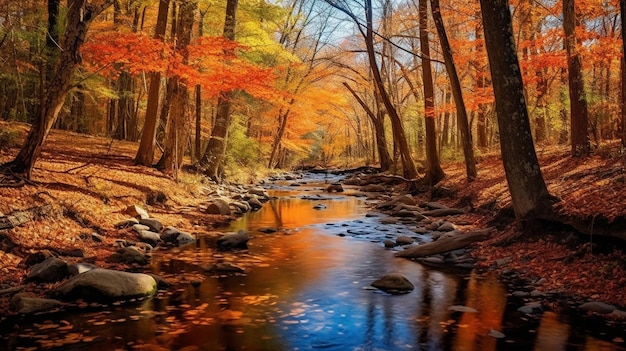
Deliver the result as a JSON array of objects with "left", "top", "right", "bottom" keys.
[
  {"left": 364, "top": 0, "right": 418, "bottom": 179},
  {"left": 134, "top": 0, "right": 170, "bottom": 166},
  {"left": 563, "top": 0, "right": 590, "bottom": 156},
  {"left": 479, "top": 0, "right": 555, "bottom": 222},
  {"left": 474, "top": 15, "right": 490, "bottom": 149},
  {"left": 156, "top": 0, "right": 196, "bottom": 176},
  {"left": 430, "top": 0, "right": 476, "bottom": 181},
  {"left": 198, "top": 0, "right": 238, "bottom": 180},
  {"left": 619, "top": 0, "right": 626, "bottom": 149},
  {"left": 418, "top": 0, "right": 445, "bottom": 185},
  {"left": 3, "top": 0, "right": 112, "bottom": 179}
]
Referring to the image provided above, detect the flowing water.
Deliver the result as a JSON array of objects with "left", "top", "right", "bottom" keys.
[{"left": 2, "top": 174, "right": 625, "bottom": 350}]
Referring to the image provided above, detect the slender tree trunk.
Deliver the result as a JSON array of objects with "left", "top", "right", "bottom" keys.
[
  {"left": 418, "top": 0, "right": 444, "bottom": 184},
  {"left": 619, "top": 0, "right": 626, "bottom": 149},
  {"left": 134, "top": 0, "right": 170, "bottom": 166},
  {"left": 441, "top": 90, "right": 451, "bottom": 149},
  {"left": 563, "top": 0, "right": 590, "bottom": 156},
  {"left": 3, "top": 0, "right": 112, "bottom": 179},
  {"left": 343, "top": 82, "right": 392, "bottom": 171},
  {"left": 430, "top": 0, "right": 476, "bottom": 181},
  {"left": 198, "top": 0, "right": 238, "bottom": 180},
  {"left": 364, "top": 0, "right": 418, "bottom": 179},
  {"left": 195, "top": 85, "right": 202, "bottom": 161},
  {"left": 268, "top": 106, "right": 291, "bottom": 169},
  {"left": 474, "top": 14, "right": 490, "bottom": 149},
  {"left": 479, "top": 0, "right": 554, "bottom": 222},
  {"left": 112, "top": 0, "right": 138, "bottom": 141},
  {"left": 194, "top": 9, "right": 206, "bottom": 162}
]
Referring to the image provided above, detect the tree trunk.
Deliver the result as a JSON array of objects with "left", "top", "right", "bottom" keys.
[
  {"left": 112, "top": 0, "right": 138, "bottom": 141},
  {"left": 195, "top": 84, "right": 202, "bottom": 161},
  {"left": 343, "top": 82, "right": 392, "bottom": 171},
  {"left": 419, "top": 0, "right": 445, "bottom": 185},
  {"left": 3, "top": 0, "right": 112, "bottom": 179},
  {"left": 619, "top": 0, "right": 626, "bottom": 149},
  {"left": 430, "top": 0, "right": 477, "bottom": 181},
  {"left": 268, "top": 106, "right": 291, "bottom": 169},
  {"left": 156, "top": 0, "right": 196, "bottom": 176},
  {"left": 474, "top": 15, "right": 490, "bottom": 149},
  {"left": 479, "top": 0, "right": 555, "bottom": 222},
  {"left": 198, "top": 0, "right": 238, "bottom": 180},
  {"left": 194, "top": 10, "right": 206, "bottom": 162},
  {"left": 364, "top": 0, "right": 418, "bottom": 179},
  {"left": 563, "top": 0, "right": 590, "bottom": 157},
  {"left": 134, "top": 0, "right": 170, "bottom": 166}
]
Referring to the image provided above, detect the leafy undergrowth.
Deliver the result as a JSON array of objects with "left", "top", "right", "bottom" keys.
[
  {"left": 1, "top": 120, "right": 626, "bottom": 315},
  {"left": 437, "top": 143, "right": 626, "bottom": 310}
]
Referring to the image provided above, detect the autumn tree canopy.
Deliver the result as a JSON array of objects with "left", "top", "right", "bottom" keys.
[{"left": 1, "top": 0, "right": 624, "bottom": 217}]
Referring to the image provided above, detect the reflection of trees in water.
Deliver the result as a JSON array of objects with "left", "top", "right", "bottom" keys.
[
  {"left": 534, "top": 312, "right": 569, "bottom": 351},
  {"left": 425, "top": 271, "right": 459, "bottom": 350},
  {"left": 452, "top": 272, "right": 506, "bottom": 351}
]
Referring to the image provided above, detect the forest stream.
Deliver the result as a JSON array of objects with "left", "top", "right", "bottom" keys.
[{"left": 2, "top": 173, "right": 625, "bottom": 351}]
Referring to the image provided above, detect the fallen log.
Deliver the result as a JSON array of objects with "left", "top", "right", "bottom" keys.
[
  {"left": 0, "top": 205, "right": 55, "bottom": 230},
  {"left": 422, "top": 208, "right": 466, "bottom": 217},
  {"left": 395, "top": 227, "right": 495, "bottom": 258}
]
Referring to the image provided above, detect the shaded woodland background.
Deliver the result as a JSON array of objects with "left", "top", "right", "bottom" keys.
[{"left": 1, "top": 0, "right": 626, "bottom": 225}]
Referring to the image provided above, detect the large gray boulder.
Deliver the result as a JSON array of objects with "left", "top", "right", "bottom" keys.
[{"left": 52, "top": 268, "right": 157, "bottom": 302}]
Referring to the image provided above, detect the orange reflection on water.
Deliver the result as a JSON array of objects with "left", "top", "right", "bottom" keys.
[
  {"left": 584, "top": 336, "right": 624, "bottom": 351},
  {"left": 236, "top": 195, "right": 367, "bottom": 230},
  {"left": 533, "top": 312, "right": 569, "bottom": 351},
  {"left": 452, "top": 272, "right": 507, "bottom": 351}
]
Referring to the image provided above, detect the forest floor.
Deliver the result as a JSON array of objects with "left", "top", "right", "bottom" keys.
[{"left": 1, "top": 121, "right": 626, "bottom": 317}]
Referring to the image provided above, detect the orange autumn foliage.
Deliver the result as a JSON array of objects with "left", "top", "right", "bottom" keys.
[{"left": 83, "top": 32, "right": 280, "bottom": 100}]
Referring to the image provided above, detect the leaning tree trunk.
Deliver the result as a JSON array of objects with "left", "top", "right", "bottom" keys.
[
  {"left": 198, "top": 0, "right": 238, "bottom": 180},
  {"left": 3, "top": 0, "right": 112, "bottom": 179},
  {"left": 364, "top": 0, "right": 418, "bottom": 179},
  {"left": 563, "top": 0, "right": 590, "bottom": 157},
  {"left": 430, "top": 0, "right": 476, "bottom": 181},
  {"left": 479, "top": 0, "right": 555, "bottom": 222}
]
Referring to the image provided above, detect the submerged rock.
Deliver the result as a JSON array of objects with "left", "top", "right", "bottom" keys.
[
  {"left": 518, "top": 301, "right": 543, "bottom": 314},
  {"left": 217, "top": 229, "right": 249, "bottom": 250},
  {"left": 11, "top": 294, "right": 63, "bottom": 314},
  {"left": 448, "top": 305, "right": 478, "bottom": 313},
  {"left": 395, "top": 236, "right": 414, "bottom": 245},
  {"left": 371, "top": 273, "right": 414, "bottom": 294},
  {"left": 579, "top": 301, "right": 616, "bottom": 314}
]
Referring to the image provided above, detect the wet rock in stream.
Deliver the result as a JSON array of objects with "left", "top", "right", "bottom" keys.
[{"left": 371, "top": 273, "right": 414, "bottom": 294}]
